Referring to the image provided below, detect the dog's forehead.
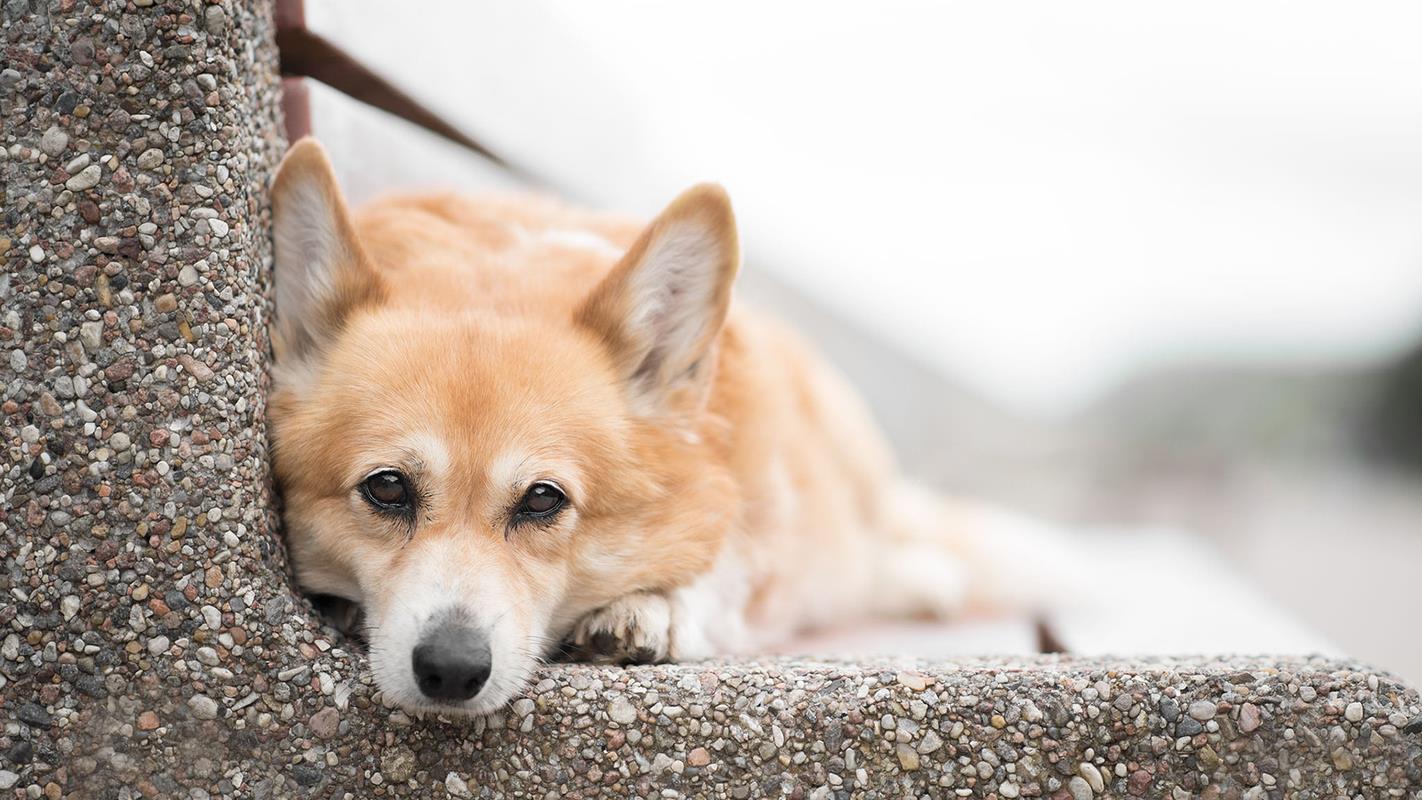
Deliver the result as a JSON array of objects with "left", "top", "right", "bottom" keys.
[{"left": 325, "top": 313, "right": 625, "bottom": 482}]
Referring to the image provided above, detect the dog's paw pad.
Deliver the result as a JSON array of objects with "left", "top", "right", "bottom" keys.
[{"left": 568, "top": 592, "right": 672, "bottom": 665}]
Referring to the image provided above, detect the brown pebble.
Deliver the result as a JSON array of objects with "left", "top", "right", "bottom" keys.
[
  {"left": 104, "top": 359, "right": 135, "bottom": 382},
  {"left": 1128, "top": 770, "right": 1152, "bottom": 796},
  {"left": 178, "top": 353, "right": 214, "bottom": 382},
  {"left": 154, "top": 293, "right": 177, "bottom": 312},
  {"left": 687, "top": 747, "right": 711, "bottom": 767},
  {"left": 137, "top": 711, "right": 159, "bottom": 730},
  {"left": 896, "top": 671, "right": 927, "bottom": 692},
  {"left": 38, "top": 392, "right": 62, "bottom": 417},
  {"left": 204, "top": 566, "right": 223, "bottom": 588},
  {"left": 309, "top": 706, "right": 340, "bottom": 739},
  {"left": 1239, "top": 702, "right": 1262, "bottom": 733}
]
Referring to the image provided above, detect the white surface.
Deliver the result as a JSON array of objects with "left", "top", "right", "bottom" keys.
[
  {"left": 786, "top": 528, "right": 1335, "bottom": 659},
  {"left": 306, "top": 0, "right": 1422, "bottom": 415},
  {"left": 1051, "top": 528, "right": 1336, "bottom": 657}
]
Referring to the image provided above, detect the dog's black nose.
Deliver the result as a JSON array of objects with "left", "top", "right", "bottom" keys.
[{"left": 411, "top": 625, "right": 492, "bottom": 702}]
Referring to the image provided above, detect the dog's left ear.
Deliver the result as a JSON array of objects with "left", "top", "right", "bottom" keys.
[
  {"left": 269, "top": 138, "right": 384, "bottom": 371},
  {"left": 577, "top": 184, "right": 740, "bottom": 412}
]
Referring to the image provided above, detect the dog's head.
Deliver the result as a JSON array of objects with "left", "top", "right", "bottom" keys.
[{"left": 267, "top": 139, "right": 740, "bottom": 714}]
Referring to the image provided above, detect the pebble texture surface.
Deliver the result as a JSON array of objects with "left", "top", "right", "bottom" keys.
[{"left": 4, "top": 2, "right": 1422, "bottom": 799}]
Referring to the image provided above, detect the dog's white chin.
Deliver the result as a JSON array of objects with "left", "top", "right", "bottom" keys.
[{"left": 380, "top": 686, "right": 517, "bottom": 719}]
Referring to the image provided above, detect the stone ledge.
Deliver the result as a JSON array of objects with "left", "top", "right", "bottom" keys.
[{"left": 318, "top": 654, "right": 1420, "bottom": 799}]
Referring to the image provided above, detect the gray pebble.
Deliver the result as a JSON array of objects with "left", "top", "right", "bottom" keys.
[
  {"left": 1188, "top": 700, "right": 1218, "bottom": 721},
  {"left": 136, "top": 148, "right": 165, "bottom": 169},
  {"left": 608, "top": 696, "right": 637, "bottom": 725},
  {"left": 40, "top": 127, "right": 68, "bottom": 157},
  {"left": 79, "top": 321, "right": 103, "bottom": 352},
  {"left": 204, "top": 5, "right": 227, "bottom": 35},
  {"left": 188, "top": 694, "right": 219, "bottom": 720}
]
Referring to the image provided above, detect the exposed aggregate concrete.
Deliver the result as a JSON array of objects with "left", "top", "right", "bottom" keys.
[{"left": 3, "top": 2, "right": 1422, "bottom": 798}]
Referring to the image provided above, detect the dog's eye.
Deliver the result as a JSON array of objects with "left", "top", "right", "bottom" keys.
[
  {"left": 362, "top": 470, "right": 411, "bottom": 510},
  {"left": 516, "top": 482, "right": 565, "bottom": 519}
]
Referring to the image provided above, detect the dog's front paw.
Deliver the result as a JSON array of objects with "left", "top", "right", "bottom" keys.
[{"left": 567, "top": 592, "right": 673, "bottom": 665}]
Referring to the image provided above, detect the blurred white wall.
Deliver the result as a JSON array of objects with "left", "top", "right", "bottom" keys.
[{"left": 308, "top": 0, "right": 1422, "bottom": 415}]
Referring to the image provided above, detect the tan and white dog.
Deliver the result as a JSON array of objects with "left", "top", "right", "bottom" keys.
[{"left": 269, "top": 139, "right": 1068, "bottom": 715}]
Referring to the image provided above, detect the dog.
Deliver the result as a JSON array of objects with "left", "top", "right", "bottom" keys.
[{"left": 268, "top": 138, "right": 1070, "bottom": 715}]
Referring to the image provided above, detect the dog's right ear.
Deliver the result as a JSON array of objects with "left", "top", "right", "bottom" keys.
[{"left": 270, "top": 138, "right": 383, "bottom": 370}]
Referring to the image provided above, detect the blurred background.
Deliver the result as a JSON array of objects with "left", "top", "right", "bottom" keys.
[{"left": 288, "top": 1, "right": 1422, "bottom": 681}]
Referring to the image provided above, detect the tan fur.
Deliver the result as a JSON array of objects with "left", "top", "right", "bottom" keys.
[{"left": 269, "top": 139, "right": 1053, "bottom": 715}]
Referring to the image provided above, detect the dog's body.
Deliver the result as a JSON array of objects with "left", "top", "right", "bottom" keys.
[{"left": 270, "top": 140, "right": 1061, "bottom": 715}]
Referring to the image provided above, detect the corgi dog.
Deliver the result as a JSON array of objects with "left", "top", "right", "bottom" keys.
[{"left": 269, "top": 139, "right": 1067, "bottom": 715}]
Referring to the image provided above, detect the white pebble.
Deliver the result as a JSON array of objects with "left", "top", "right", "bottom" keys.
[
  {"left": 1079, "top": 762, "right": 1104, "bottom": 793},
  {"left": 1345, "top": 702, "right": 1364, "bottom": 723},
  {"left": 40, "top": 127, "right": 68, "bottom": 157},
  {"left": 65, "top": 164, "right": 102, "bottom": 191}
]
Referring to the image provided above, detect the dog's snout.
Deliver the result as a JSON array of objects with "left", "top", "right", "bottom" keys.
[{"left": 411, "top": 624, "right": 492, "bottom": 702}]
